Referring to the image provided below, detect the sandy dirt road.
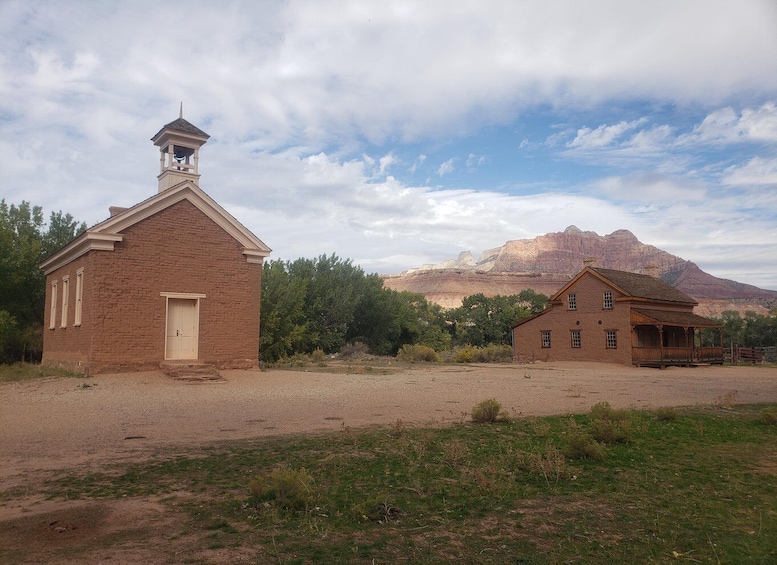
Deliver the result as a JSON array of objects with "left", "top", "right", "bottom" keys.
[
  {"left": 2, "top": 361, "right": 776, "bottom": 484},
  {"left": 1, "top": 361, "right": 776, "bottom": 564}
]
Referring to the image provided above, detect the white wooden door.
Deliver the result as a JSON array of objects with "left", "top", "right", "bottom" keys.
[{"left": 166, "top": 298, "right": 198, "bottom": 360}]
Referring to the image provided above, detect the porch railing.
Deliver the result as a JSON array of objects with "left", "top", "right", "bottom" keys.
[{"left": 632, "top": 346, "right": 724, "bottom": 366}]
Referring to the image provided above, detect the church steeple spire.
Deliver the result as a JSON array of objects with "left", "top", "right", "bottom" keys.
[{"left": 151, "top": 109, "right": 210, "bottom": 193}]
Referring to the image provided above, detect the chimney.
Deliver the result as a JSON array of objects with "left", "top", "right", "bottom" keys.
[
  {"left": 644, "top": 264, "right": 660, "bottom": 278},
  {"left": 583, "top": 257, "right": 596, "bottom": 268},
  {"left": 109, "top": 206, "right": 128, "bottom": 217}
]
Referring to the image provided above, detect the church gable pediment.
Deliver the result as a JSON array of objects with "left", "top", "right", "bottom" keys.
[{"left": 41, "top": 182, "right": 270, "bottom": 274}]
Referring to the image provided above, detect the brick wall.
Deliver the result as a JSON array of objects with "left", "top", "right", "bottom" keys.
[
  {"left": 43, "top": 199, "right": 262, "bottom": 373},
  {"left": 513, "top": 274, "right": 632, "bottom": 365},
  {"left": 42, "top": 253, "right": 94, "bottom": 371}
]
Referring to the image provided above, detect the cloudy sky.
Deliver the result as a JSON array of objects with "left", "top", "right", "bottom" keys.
[{"left": 2, "top": 1, "right": 776, "bottom": 289}]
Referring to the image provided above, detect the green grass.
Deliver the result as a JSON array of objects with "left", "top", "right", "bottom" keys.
[
  {"left": 0, "top": 362, "right": 87, "bottom": 383},
  {"left": 32, "top": 404, "right": 777, "bottom": 563}
]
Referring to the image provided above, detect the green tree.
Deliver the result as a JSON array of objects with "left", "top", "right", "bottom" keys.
[
  {"left": 0, "top": 200, "right": 85, "bottom": 363},
  {"left": 259, "top": 259, "right": 309, "bottom": 362},
  {"left": 259, "top": 255, "right": 452, "bottom": 361},
  {"left": 716, "top": 310, "right": 777, "bottom": 348},
  {"left": 450, "top": 293, "right": 536, "bottom": 347}
]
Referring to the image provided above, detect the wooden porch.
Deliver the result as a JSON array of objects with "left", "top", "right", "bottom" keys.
[
  {"left": 632, "top": 345, "right": 725, "bottom": 367},
  {"left": 631, "top": 308, "right": 723, "bottom": 368}
]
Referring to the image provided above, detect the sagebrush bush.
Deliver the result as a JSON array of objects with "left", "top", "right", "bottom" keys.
[
  {"left": 564, "top": 433, "right": 606, "bottom": 460},
  {"left": 516, "top": 444, "right": 569, "bottom": 486},
  {"left": 453, "top": 345, "right": 513, "bottom": 363},
  {"left": 654, "top": 406, "right": 678, "bottom": 422},
  {"left": 454, "top": 347, "right": 475, "bottom": 363},
  {"left": 588, "top": 402, "right": 632, "bottom": 443},
  {"left": 396, "top": 344, "right": 441, "bottom": 363},
  {"left": 471, "top": 398, "right": 502, "bottom": 423},
  {"left": 759, "top": 407, "right": 777, "bottom": 426},
  {"left": 590, "top": 418, "right": 631, "bottom": 443},
  {"left": 590, "top": 402, "right": 631, "bottom": 422},
  {"left": 248, "top": 467, "right": 314, "bottom": 510},
  {"left": 443, "top": 439, "right": 469, "bottom": 466},
  {"left": 311, "top": 348, "right": 326, "bottom": 363}
]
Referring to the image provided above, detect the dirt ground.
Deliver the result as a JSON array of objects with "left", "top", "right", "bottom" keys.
[{"left": 1, "top": 361, "right": 776, "bottom": 563}]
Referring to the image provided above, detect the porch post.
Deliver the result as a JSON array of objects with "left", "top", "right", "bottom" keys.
[
  {"left": 684, "top": 327, "right": 691, "bottom": 364},
  {"left": 657, "top": 324, "right": 664, "bottom": 368}
]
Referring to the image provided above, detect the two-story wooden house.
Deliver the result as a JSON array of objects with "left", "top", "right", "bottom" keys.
[{"left": 512, "top": 267, "right": 723, "bottom": 367}]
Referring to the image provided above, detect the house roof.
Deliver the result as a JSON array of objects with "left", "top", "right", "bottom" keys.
[
  {"left": 632, "top": 308, "right": 721, "bottom": 328},
  {"left": 151, "top": 117, "right": 210, "bottom": 140},
  {"left": 555, "top": 267, "right": 697, "bottom": 305},
  {"left": 40, "top": 181, "right": 270, "bottom": 274}
]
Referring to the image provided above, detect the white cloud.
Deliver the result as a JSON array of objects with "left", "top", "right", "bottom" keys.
[
  {"left": 378, "top": 152, "right": 398, "bottom": 175},
  {"left": 722, "top": 156, "right": 777, "bottom": 186},
  {"left": 409, "top": 154, "right": 426, "bottom": 173},
  {"left": 684, "top": 102, "right": 777, "bottom": 144},
  {"left": 1, "top": 1, "right": 777, "bottom": 289},
  {"left": 437, "top": 158, "right": 455, "bottom": 177},
  {"left": 466, "top": 153, "right": 486, "bottom": 169},
  {"left": 593, "top": 174, "right": 707, "bottom": 204},
  {"left": 567, "top": 118, "right": 648, "bottom": 150}
]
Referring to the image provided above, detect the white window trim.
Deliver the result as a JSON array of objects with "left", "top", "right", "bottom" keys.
[
  {"left": 50, "top": 280, "right": 58, "bottom": 329},
  {"left": 568, "top": 293, "right": 577, "bottom": 310},
  {"left": 60, "top": 276, "right": 70, "bottom": 328},
  {"left": 74, "top": 268, "right": 84, "bottom": 327},
  {"left": 603, "top": 291, "right": 613, "bottom": 309}
]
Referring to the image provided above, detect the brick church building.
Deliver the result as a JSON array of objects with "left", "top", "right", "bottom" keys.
[{"left": 40, "top": 113, "right": 271, "bottom": 374}]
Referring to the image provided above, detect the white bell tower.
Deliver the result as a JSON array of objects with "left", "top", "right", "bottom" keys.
[{"left": 151, "top": 105, "right": 210, "bottom": 193}]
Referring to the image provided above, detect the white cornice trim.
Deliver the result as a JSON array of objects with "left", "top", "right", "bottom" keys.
[{"left": 40, "top": 233, "right": 124, "bottom": 275}]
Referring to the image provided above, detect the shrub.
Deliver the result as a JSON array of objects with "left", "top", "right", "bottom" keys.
[
  {"left": 471, "top": 398, "right": 502, "bottom": 423},
  {"left": 517, "top": 444, "right": 569, "bottom": 486},
  {"left": 453, "top": 345, "right": 513, "bottom": 363},
  {"left": 248, "top": 468, "right": 314, "bottom": 510},
  {"left": 654, "top": 406, "right": 678, "bottom": 422},
  {"left": 478, "top": 344, "right": 513, "bottom": 363},
  {"left": 396, "top": 344, "right": 441, "bottom": 363},
  {"left": 443, "top": 439, "right": 470, "bottom": 466},
  {"left": 589, "top": 418, "right": 631, "bottom": 444},
  {"left": 588, "top": 402, "right": 632, "bottom": 443},
  {"left": 564, "top": 433, "right": 606, "bottom": 460},
  {"left": 759, "top": 407, "right": 777, "bottom": 426},
  {"left": 339, "top": 341, "right": 370, "bottom": 359},
  {"left": 311, "top": 348, "right": 326, "bottom": 363},
  {"left": 454, "top": 347, "right": 475, "bottom": 363},
  {"left": 590, "top": 402, "right": 631, "bottom": 422}
]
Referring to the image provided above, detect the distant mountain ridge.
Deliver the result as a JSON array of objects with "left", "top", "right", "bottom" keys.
[{"left": 382, "top": 226, "right": 777, "bottom": 316}]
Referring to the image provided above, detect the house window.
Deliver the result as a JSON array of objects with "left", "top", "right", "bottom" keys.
[
  {"left": 60, "top": 276, "right": 69, "bottom": 328},
  {"left": 603, "top": 291, "right": 613, "bottom": 309},
  {"left": 568, "top": 293, "right": 577, "bottom": 310},
  {"left": 541, "top": 330, "right": 551, "bottom": 348},
  {"left": 571, "top": 330, "right": 581, "bottom": 348},
  {"left": 49, "top": 281, "right": 58, "bottom": 329},
  {"left": 606, "top": 330, "right": 617, "bottom": 349},
  {"left": 74, "top": 268, "right": 84, "bottom": 326}
]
